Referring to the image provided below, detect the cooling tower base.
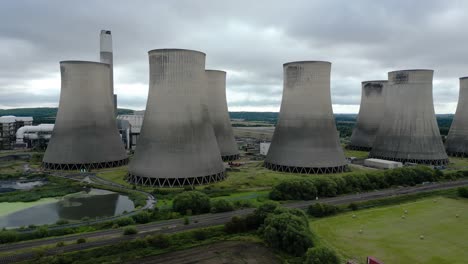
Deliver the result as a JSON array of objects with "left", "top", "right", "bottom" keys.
[
  {"left": 222, "top": 154, "right": 240, "bottom": 162},
  {"left": 368, "top": 155, "right": 448, "bottom": 166},
  {"left": 264, "top": 162, "right": 348, "bottom": 174},
  {"left": 42, "top": 158, "right": 129, "bottom": 171},
  {"left": 125, "top": 171, "right": 227, "bottom": 187},
  {"left": 346, "top": 145, "right": 372, "bottom": 151}
]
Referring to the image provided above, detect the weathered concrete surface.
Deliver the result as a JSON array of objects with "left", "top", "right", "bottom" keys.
[
  {"left": 446, "top": 77, "right": 468, "bottom": 156},
  {"left": 265, "top": 61, "right": 347, "bottom": 173},
  {"left": 127, "top": 49, "right": 225, "bottom": 187},
  {"left": 348, "top": 81, "right": 386, "bottom": 150},
  {"left": 43, "top": 61, "right": 127, "bottom": 169},
  {"left": 370, "top": 70, "right": 448, "bottom": 165},
  {"left": 205, "top": 70, "right": 239, "bottom": 161}
]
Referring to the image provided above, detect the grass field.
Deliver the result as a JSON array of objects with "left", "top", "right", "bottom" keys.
[{"left": 311, "top": 197, "right": 468, "bottom": 264}]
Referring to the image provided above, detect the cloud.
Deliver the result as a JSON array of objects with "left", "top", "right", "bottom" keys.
[{"left": 1, "top": 0, "right": 467, "bottom": 113}]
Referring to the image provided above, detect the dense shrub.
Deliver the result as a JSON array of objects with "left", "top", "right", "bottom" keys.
[
  {"left": 146, "top": 234, "right": 171, "bottom": 248},
  {"left": 116, "top": 217, "right": 135, "bottom": 227},
  {"left": 270, "top": 179, "right": 317, "bottom": 200},
  {"left": 34, "top": 226, "right": 49, "bottom": 238},
  {"left": 55, "top": 219, "right": 69, "bottom": 225},
  {"left": 76, "top": 238, "right": 86, "bottom": 244},
  {"left": 233, "top": 200, "right": 254, "bottom": 209},
  {"left": 261, "top": 212, "right": 313, "bottom": 256},
  {"left": 172, "top": 191, "right": 211, "bottom": 215},
  {"left": 307, "top": 203, "right": 340, "bottom": 217},
  {"left": 123, "top": 226, "right": 138, "bottom": 235},
  {"left": 458, "top": 187, "right": 468, "bottom": 198},
  {"left": 210, "top": 199, "right": 234, "bottom": 213},
  {"left": 131, "top": 211, "right": 152, "bottom": 224},
  {"left": 311, "top": 177, "right": 338, "bottom": 197},
  {"left": 304, "top": 246, "right": 340, "bottom": 264},
  {"left": 0, "top": 230, "right": 19, "bottom": 243}
]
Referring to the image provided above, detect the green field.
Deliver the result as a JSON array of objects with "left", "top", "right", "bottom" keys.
[{"left": 311, "top": 197, "right": 468, "bottom": 264}]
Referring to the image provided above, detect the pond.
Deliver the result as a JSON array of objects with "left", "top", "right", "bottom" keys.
[
  {"left": 0, "top": 179, "right": 45, "bottom": 193},
  {"left": 0, "top": 188, "right": 135, "bottom": 228}
]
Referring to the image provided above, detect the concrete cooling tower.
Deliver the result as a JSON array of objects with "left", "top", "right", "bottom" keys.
[
  {"left": 127, "top": 49, "right": 225, "bottom": 187},
  {"left": 205, "top": 70, "right": 239, "bottom": 161},
  {"left": 347, "top": 81, "right": 386, "bottom": 151},
  {"left": 445, "top": 77, "right": 468, "bottom": 156},
  {"left": 43, "top": 61, "right": 128, "bottom": 170},
  {"left": 265, "top": 61, "right": 348, "bottom": 174},
  {"left": 369, "top": 70, "right": 448, "bottom": 165}
]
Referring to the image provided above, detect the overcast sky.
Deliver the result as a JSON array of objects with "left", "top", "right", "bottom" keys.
[{"left": 1, "top": 0, "right": 467, "bottom": 113}]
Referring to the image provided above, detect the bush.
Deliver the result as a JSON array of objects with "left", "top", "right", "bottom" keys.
[
  {"left": 183, "top": 216, "right": 190, "bottom": 225},
  {"left": 56, "top": 241, "right": 65, "bottom": 247},
  {"left": 458, "top": 187, "right": 468, "bottom": 198},
  {"left": 0, "top": 230, "right": 19, "bottom": 243},
  {"left": 56, "top": 219, "right": 69, "bottom": 225},
  {"left": 192, "top": 229, "right": 207, "bottom": 241},
  {"left": 34, "top": 226, "right": 49, "bottom": 238},
  {"left": 146, "top": 234, "right": 171, "bottom": 248},
  {"left": 261, "top": 212, "right": 313, "bottom": 256},
  {"left": 123, "top": 226, "right": 138, "bottom": 235},
  {"left": 307, "top": 203, "right": 340, "bottom": 217},
  {"left": 304, "top": 246, "right": 340, "bottom": 264},
  {"left": 76, "top": 238, "right": 86, "bottom": 244},
  {"left": 348, "top": 203, "right": 359, "bottom": 211},
  {"left": 116, "top": 217, "right": 135, "bottom": 227},
  {"left": 132, "top": 211, "right": 152, "bottom": 224},
  {"left": 311, "top": 177, "right": 338, "bottom": 197},
  {"left": 210, "top": 199, "right": 234, "bottom": 213},
  {"left": 225, "top": 216, "right": 248, "bottom": 234},
  {"left": 270, "top": 179, "right": 317, "bottom": 200},
  {"left": 173, "top": 191, "right": 211, "bottom": 215},
  {"left": 233, "top": 200, "right": 254, "bottom": 209}
]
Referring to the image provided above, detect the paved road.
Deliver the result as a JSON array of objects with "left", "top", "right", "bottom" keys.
[{"left": 0, "top": 179, "right": 467, "bottom": 263}]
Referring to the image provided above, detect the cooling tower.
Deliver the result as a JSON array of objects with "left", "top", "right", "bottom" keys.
[
  {"left": 126, "top": 49, "right": 225, "bottom": 187},
  {"left": 347, "top": 81, "right": 387, "bottom": 151},
  {"left": 445, "top": 77, "right": 468, "bottom": 156},
  {"left": 205, "top": 70, "right": 239, "bottom": 161},
  {"left": 264, "top": 61, "right": 348, "bottom": 174},
  {"left": 100, "top": 30, "right": 117, "bottom": 113},
  {"left": 369, "top": 70, "right": 448, "bottom": 165},
  {"left": 42, "top": 61, "right": 128, "bottom": 170}
]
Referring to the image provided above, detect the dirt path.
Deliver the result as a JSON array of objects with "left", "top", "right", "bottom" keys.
[{"left": 129, "top": 241, "right": 282, "bottom": 264}]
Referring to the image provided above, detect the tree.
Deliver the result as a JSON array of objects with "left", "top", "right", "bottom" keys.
[
  {"left": 261, "top": 212, "right": 313, "bottom": 256},
  {"left": 132, "top": 211, "right": 152, "bottom": 224},
  {"left": 307, "top": 203, "right": 339, "bottom": 217},
  {"left": 0, "top": 230, "right": 18, "bottom": 243},
  {"left": 116, "top": 217, "right": 135, "bottom": 227},
  {"left": 304, "top": 246, "right": 340, "bottom": 264},
  {"left": 270, "top": 179, "right": 317, "bottom": 200},
  {"left": 172, "top": 191, "right": 211, "bottom": 215},
  {"left": 210, "top": 199, "right": 234, "bottom": 213}
]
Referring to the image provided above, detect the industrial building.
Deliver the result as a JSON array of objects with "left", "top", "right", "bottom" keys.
[
  {"left": 100, "top": 30, "right": 117, "bottom": 114},
  {"left": 445, "top": 77, "right": 468, "bottom": 156},
  {"left": 0, "top": 116, "right": 33, "bottom": 150},
  {"left": 42, "top": 61, "right": 128, "bottom": 170},
  {"left": 205, "top": 70, "right": 239, "bottom": 161},
  {"left": 369, "top": 70, "right": 448, "bottom": 165},
  {"left": 348, "top": 81, "right": 386, "bottom": 151},
  {"left": 363, "top": 158, "right": 403, "bottom": 169},
  {"left": 260, "top": 142, "right": 270, "bottom": 156},
  {"left": 127, "top": 49, "right": 225, "bottom": 187},
  {"left": 117, "top": 112, "right": 144, "bottom": 149},
  {"left": 265, "top": 61, "right": 348, "bottom": 174},
  {"left": 15, "top": 124, "right": 54, "bottom": 149}
]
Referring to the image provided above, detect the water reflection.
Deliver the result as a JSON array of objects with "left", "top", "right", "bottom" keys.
[{"left": 0, "top": 188, "right": 134, "bottom": 228}]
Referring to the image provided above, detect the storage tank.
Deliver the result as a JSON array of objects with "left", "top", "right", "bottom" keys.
[
  {"left": 205, "top": 70, "right": 239, "bottom": 161},
  {"left": 446, "top": 77, "right": 468, "bottom": 156},
  {"left": 42, "top": 61, "right": 128, "bottom": 170},
  {"left": 348, "top": 80, "right": 386, "bottom": 151},
  {"left": 369, "top": 69, "right": 448, "bottom": 165},
  {"left": 265, "top": 61, "right": 348, "bottom": 174},
  {"left": 127, "top": 49, "right": 225, "bottom": 187}
]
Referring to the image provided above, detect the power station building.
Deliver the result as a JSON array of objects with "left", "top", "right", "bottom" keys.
[
  {"left": 445, "top": 77, "right": 468, "bottom": 156},
  {"left": 0, "top": 116, "right": 33, "bottom": 150},
  {"left": 348, "top": 80, "right": 386, "bottom": 150},
  {"left": 265, "top": 61, "right": 348, "bottom": 174},
  {"left": 42, "top": 61, "right": 128, "bottom": 170},
  {"left": 369, "top": 70, "right": 448, "bottom": 165},
  {"left": 127, "top": 49, "right": 225, "bottom": 187},
  {"left": 205, "top": 70, "right": 239, "bottom": 161}
]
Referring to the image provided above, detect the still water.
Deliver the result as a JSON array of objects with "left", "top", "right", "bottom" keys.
[
  {"left": 0, "top": 179, "right": 45, "bottom": 193},
  {"left": 0, "top": 188, "right": 135, "bottom": 228}
]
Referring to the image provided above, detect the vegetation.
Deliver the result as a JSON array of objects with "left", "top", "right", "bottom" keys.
[
  {"left": 123, "top": 226, "right": 138, "bottom": 235},
  {"left": 304, "top": 246, "right": 340, "bottom": 264},
  {"left": 210, "top": 199, "right": 234, "bottom": 213},
  {"left": 307, "top": 203, "right": 339, "bottom": 217},
  {"left": 76, "top": 238, "right": 86, "bottom": 244},
  {"left": 458, "top": 187, "right": 468, "bottom": 198},
  {"left": 310, "top": 197, "right": 468, "bottom": 263},
  {"left": 172, "top": 191, "right": 210, "bottom": 215}
]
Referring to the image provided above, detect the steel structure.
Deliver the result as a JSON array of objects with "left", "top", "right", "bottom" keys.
[
  {"left": 42, "top": 61, "right": 128, "bottom": 170},
  {"left": 348, "top": 80, "right": 386, "bottom": 151},
  {"left": 446, "top": 77, "right": 468, "bottom": 156},
  {"left": 205, "top": 70, "right": 239, "bottom": 161},
  {"left": 265, "top": 61, "right": 348, "bottom": 174},
  {"left": 127, "top": 49, "right": 225, "bottom": 187},
  {"left": 369, "top": 69, "right": 448, "bottom": 165},
  {"left": 100, "top": 30, "right": 117, "bottom": 113}
]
